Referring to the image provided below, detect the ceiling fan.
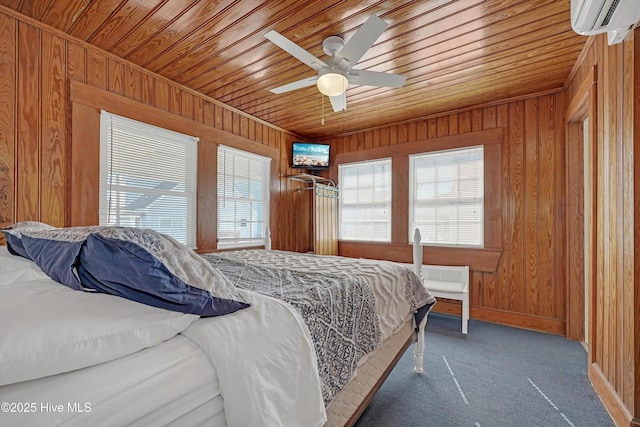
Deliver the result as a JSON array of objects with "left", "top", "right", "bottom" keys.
[{"left": 264, "top": 14, "right": 407, "bottom": 112}]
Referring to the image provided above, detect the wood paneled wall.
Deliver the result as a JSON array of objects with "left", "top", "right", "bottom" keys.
[
  {"left": 0, "top": 8, "right": 314, "bottom": 253},
  {"left": 564, "top": 30, "right": 639, "bottom": 427},
  {"left": 325, "top": 91, "right": 567, "bottom": 335},
  {"left": 1, "top": 5, "right": 637, "bottom": 424}
]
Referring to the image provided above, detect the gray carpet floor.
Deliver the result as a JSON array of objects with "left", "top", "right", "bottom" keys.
[{"left": 354, "top": 313, "right": 614, "bottom": 427}]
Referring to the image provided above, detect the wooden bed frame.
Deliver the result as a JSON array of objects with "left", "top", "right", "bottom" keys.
[{"left": 326, "top": 317, "right": 423, "bottom": 426}]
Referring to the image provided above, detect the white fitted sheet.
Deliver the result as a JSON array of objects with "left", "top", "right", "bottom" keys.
[{"left": 0, "top": 334, "right": 225, "bottom": 427}]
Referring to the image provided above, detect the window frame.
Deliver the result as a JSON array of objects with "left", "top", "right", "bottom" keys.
[
  {"left": 409, "top": 145, "right": 485, "bottom": 248},
  {"left": 99, "top": 110, "right": 199, "bottom": 248},
  {"left": 217, "top": 144, "right": 271, "bottom": 250},
  {"left": 338, "top": 158, "right": 392, "bottom": 242}
]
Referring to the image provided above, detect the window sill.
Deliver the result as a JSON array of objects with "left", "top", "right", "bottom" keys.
[
  {"left": 338, "top": 241, "right": 502, "bottom": 273},
  {"left": 217, "top": 243, "right": 265, "bottom": 251}
]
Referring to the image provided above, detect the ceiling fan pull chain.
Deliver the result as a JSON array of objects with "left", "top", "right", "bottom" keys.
[{"left": 321, "top": 94, "right": 325, "bottom": 125}]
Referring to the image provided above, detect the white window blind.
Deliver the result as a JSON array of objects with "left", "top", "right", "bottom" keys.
[
  {"left": 217, "top": 145, "right": 271, "bottom": 249},
  {"left": 339, "top": 158, "right": 391, "bottom": 242},
  {"left": 409, "top": 146, "right": 484, "bottom": 247},
  {"left": 99, "top": 111, "right": 198, "bottom": 247}
]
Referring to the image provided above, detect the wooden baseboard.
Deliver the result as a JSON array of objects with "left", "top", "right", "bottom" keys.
[
  {"left": 431, "top": 299, "right": 565, "bottom": 335},
  {"left": 588, "top": 362, "right": 633, "bottom": 426}
]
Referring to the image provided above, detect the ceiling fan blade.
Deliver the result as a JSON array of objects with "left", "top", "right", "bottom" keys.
[
  {"left": 329, "top": 94, "right": 347, "bottom": 112},
  {"left": 349, "top": 69, "right": 407, "bottom": 88},
  {"left": 339, "top": 14, "right": 388, "bottom": 67},
  {"left": 265, "top": 30, "right": 327, "bottom": 71},
  {"left": 270, "top": 76, "right": 318, "bottom": 94}
]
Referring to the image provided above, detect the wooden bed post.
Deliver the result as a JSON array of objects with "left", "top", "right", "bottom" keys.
[
  {"left": 412, "top": 228, "right": 427, "bottom": 373},
  {"left": 414, "top": 315, "right": 429, "bottom": 374}
]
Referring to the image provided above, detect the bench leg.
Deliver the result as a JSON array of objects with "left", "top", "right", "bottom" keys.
[{"left": 462, "top": 290, "right": 469, "bottom": 334}]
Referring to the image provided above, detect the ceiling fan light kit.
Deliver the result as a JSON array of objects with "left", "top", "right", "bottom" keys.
[
  {"left": 317, "top": 69, "right": 348, "bottom": 96},
  {"left": 265, "top": 14, "right": 406, "bottom": 112}
]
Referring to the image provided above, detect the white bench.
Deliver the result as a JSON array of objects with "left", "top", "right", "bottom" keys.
[
  {"left": 410, "top": 229, "right": 470, "bottom": 334},
  {"left": 421, "top": 264, "right": 469, "bottom": 334}
]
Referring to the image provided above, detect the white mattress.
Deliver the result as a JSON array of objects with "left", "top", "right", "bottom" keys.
[
  {"left": 0, "top": 245, "right": 326, "bottom": 427},
  {"left": 0, "top": 334, "right": 226, "bottom": 427}
]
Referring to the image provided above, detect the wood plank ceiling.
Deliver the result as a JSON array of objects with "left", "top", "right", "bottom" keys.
[{"left": 2, "top": 0, "right": 587, "bottom": 139}]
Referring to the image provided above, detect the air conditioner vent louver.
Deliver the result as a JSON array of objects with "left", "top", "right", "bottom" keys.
[{"left": 601, "top": 0, "right": 621, "bottom": 27}]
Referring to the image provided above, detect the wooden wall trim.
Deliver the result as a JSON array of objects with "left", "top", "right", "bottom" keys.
[
  {"left": 565, "top": 65, "right": 596, "bottom": 122},
  {"left": 196, "top": 140, "right": 217, "bottom": 253},
  {"left": 0, "top": 12, "right": 16, "bottom": 243},
  {"left": 338, "top": 241, "right": 502, "bottom": 273},
  {"left": 70, "top": 103, "right": 100, "bottom": 226},
  {"left": 588, "top": 67, "right": 599, "bottom": 363},
  {"left": 433, "top": 300, "right": 565, "bottom": 335},
  {"left": 391, "top": 156, "right": 409, "bottom": 244},
  {"left": 633, "top": 26, "right": 640, "bottom": 423},
  {"left": 472, "top": 307, "right": 564, "bottom": 335},
  {"left": 484, "top": 142, "right": 503, "bottom": 249},
  {"left": 589, "top": 362, "right": 634, "bottom": 426},
  {"left": 564, "top": 121, "right": 586, "bottom": 342},
  {"left": 564, "top": 66, "right": 597, "bottom": 343}
]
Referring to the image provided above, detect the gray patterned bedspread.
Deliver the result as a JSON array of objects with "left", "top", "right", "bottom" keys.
[{"left": 201, "top": 250, "right": 435, "bottom": 404}]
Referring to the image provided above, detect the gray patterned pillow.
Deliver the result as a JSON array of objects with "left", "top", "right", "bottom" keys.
[{"left": 1, "top": 221, "right": 56, "bottom": 259}]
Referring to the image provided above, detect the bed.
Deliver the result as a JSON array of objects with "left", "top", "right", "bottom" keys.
[{"left": 0, "top": 223, "right": 435, "bottom": 426}]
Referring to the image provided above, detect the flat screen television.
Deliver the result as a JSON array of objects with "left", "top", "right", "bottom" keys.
[{"left": 291, "top": 142, "right": 330, "bottom": 170}]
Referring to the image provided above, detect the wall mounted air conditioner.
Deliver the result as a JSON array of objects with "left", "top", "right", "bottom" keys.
[{"left": 571, "top": 0, "right": 640, "bottom": 45}]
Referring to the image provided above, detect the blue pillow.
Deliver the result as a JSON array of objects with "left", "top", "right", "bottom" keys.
[
  {"left": 1, "top": 221, "right": 55, "bottom": 259},
  {"left": 20, "top": 226, "right": 101, "bottom": 290},
  {"left": 78, "top": 227, "right": 250, "bottom": 317}
]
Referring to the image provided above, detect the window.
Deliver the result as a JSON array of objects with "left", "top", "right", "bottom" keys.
[
  {"left": 410, "top": 146, "right": 484, "bottom": 247},
  {"left": 99, "top": 111, "right": 198, "bottom": 247},
  {"left": 339, "top": 158, "right": 392, "bottom": 241},
  {"left": 217, "top": 145, "right": 271, "bottom": 248}
]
